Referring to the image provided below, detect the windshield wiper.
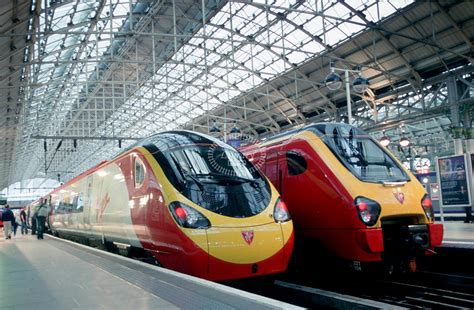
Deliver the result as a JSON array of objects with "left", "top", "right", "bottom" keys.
[
  {"left": 193, "top": 172, "right": 259, "bottom": 187},
  {"left": 185, "top": 174, "right": 204, "bottom": 190},
  {"left": 169, "top": 155, "right": 203, "bottom": 190},
  {"left": 170, "top": 155, "right": 185, "bottom": 180}
]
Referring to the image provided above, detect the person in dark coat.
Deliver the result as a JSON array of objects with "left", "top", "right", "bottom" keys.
[
  {"left": 2, "top": 205, "right": 15, "bottom": 239},
  {"left": 20, "top": 207, "right": 28, "bottom": 234},
  {"left": 12, "top": 213, "right": 18, "bottom": 236}
]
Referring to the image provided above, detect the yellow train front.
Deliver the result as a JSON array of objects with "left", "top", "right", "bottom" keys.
[
  {"left": 48, "top": 130, "right": 294, "bottom": 281},
  {"left": 242, "top": 123, "right": 443, "bottom": 272}
]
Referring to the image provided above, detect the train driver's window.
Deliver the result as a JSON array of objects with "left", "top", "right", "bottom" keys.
[
  {"left": 134, "top": 156, "right": 145, "bottom": 188},
  {"left": 286, "top": 151, "right": 307, "bottom": 175}
]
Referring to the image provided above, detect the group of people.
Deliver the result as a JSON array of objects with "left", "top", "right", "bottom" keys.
[{"left": 1, "top": 198, "right": 51, "bottom": 240}]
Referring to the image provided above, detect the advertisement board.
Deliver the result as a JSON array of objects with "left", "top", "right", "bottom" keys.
[
  {"left": 471, "top": 153, "right": 474, "bottom": 205},
  {"left": 436, "top": 154, "right": 471, "bottom": 207}
]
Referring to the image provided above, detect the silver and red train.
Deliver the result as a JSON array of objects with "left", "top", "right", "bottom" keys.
[{"left": 33, "top": 130, "right": 294, "bottom": 281}]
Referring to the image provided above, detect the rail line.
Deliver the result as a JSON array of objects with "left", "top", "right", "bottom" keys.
[{"left": 226, "top": 267, "right": 474, "bottom": 309}]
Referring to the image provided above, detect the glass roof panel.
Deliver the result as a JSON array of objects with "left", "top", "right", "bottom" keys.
[{"left": 18, "top": 0, "right": 416, "bottom": 186}]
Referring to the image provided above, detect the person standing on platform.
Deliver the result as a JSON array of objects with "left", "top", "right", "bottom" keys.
[
  {"left": 20, "top": 207, "right": 28, "bottom": 234},
  {"left": 36, "top": 198, "right": 51, "bottom": 240},
  {"left": 2, "top": 205, "right": 14, "bottom": 239},
  {"left": 31, "top": 205, "right": 37, "bottom": 235},
  {"left": 12, "top": 212, "right": 19, "bottom": 236}
]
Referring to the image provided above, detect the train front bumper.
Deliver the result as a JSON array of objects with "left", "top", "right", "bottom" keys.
[
  {"left": 310, "top": 223, "right": 443, "bottom": 262},
  {"left": 206, "top": 221, "right": 294, "bottom": 281}
]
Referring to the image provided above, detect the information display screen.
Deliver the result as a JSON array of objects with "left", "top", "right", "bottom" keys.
[{"left": 437, "top": 155, "right": 471, "bottom": 207}]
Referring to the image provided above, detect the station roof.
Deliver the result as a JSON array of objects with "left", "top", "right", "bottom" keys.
[{"left": 0, "top": 0, "right": 473, "bottom": 190}]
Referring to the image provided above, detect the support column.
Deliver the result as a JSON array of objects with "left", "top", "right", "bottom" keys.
[
  {"left": 345, "top": 70, "right": 352, "bottom": 125},
  {"left": 448, "top": 76, "right": 463, "bottom": 154},
  {"left": 464, "top": 109, "right": 474, "bottom": 153}
]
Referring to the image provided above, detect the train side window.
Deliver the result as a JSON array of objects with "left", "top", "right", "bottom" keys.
[
  {"left": 53, "top": 200, "right": 60, "bottom": 212},
  {"left": 286, "top": 151, "right": 307, "bottom": 175},
  {"left": 72, "top": 193, "right": 84, "bottom": 213},
  {"left": 77, "top": 194, "right": 84, "bottom": 212},
  {"left": 134, "top": 156, "right": 145, "bottom": 188}
]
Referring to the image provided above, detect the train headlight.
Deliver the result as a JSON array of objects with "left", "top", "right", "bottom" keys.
[
  {"left": 273, "top": 198, "right": 291, "bottom": 223},
  {"left": 355, "top": 197, "right": 381, "bottom": 227},
  {"left": 421, "top": 194, "right": 434, "bottom": 222},
  {"left": 169, "top": 202, "right": 211, "bottom": 229}
]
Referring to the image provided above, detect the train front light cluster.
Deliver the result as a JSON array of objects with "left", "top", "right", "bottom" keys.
[
  {"left": 169, "top": 202, "right": 211, "bottom": 229},
  {"left": 273, "top": 199, "right": 291, "bottom": 223},
  {"left": 355, "top": 197, "right": 381, "bottom": 227},
  {"left": 421, "top": 194, "right": 434, "bottom": 222}
]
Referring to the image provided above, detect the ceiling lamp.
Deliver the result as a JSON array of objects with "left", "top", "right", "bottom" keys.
[
  {"left": 325, "top": 72, "right": 343, "bottom": 90},
  {"left": 325, "top": 62, "right": 342, "bottom": 91},
  {"left": 230, "top": 122, "right": 241, "bottom": 134},
  {"left": 352, "top": 75, "right": 369, "bottom": 93},
  {"left": 209, "top": 120, "right": 220, "bottom": 133},
  {"left": 399, "top": 136, "right": 410, "bottom": 147},
  {"left": 379, "top": 135, "right": 391, "bottom": 147}
]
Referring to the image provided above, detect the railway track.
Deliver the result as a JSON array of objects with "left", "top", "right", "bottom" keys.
[
  {"left": 366, "top": 276, "right": 474, "bottom": 308},
  {"left": 226, "top": 268, "right": 474, "bottom": 309}
]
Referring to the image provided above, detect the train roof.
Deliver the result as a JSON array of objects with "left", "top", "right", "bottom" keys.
[
  {"left": 258, "top": 122, "right": 369, "bottom": 145},
  {"left": 136, "top": 130, "right": 236, "bottom": 152},
  {"left": 41, "top": 131, "right": 235, "bottom": 199}
]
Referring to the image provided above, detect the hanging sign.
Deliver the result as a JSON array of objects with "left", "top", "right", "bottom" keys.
[{"left": 436, "top": 154, "right": 471, "bottom": 207}]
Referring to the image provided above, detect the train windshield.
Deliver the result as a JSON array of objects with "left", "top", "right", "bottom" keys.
[
  {"left": 144, "top": 132, "right": 271, "bottom": 218},
  {"left": 310, "top": 124, "right": 410, "bottom": 183},
  {"left": 168, "top": 145, "right": 257, "bottom": 181}
]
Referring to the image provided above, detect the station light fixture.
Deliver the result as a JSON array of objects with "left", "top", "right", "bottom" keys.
[
  {"left": 324, "top": 61, "right": 369, "bottom": 125},
  {"left": 399, "top": 136, "right": 410, "bottom": 147},
  {"left": 352, "top": 75, "right": 369, "bottom": 94},
  {"left": 230, "top": 122, "right": 241, "bottom": 134},
  {"left": 379, "top": 136, "right": 390, "bottom": 147},
  {"left": 379, "top": 131, "right": 391, "bottom": 147},
  {"left": 209, "top": 120, "right": 220, "bottom": 133},
  {"left": 325, "top": 73, "right": 343, "bottom": 91}
]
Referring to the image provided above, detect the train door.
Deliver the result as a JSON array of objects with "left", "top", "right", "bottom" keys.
[
  {"left": 129, "top": 153, "right": 151, "bottom": 246},
  {"left": 83, "top": 175, "right": 94, "bottom": 238},
  {"left": 265, "top": 150, "right": 283, "bottom": 193}
]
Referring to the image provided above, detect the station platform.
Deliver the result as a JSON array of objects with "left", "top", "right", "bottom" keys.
[
  {"left": 439, "top": 221, "right": 474, "bottom": 249},
  {"left": 0, "top": 234, "right": 301, "bottom": 310}
]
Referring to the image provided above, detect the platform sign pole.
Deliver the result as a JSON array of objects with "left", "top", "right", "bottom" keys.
[
  {"left": 435, "top": 157, "right": 445, "bottom": 222},
  {"left": 469, "top": 153, "right": 474, "bottom": 221},
  {"left": 436, "top": 154, "right": 472, "bottom": 223},
  {"left": 435, "top": 158, "right": 445, "bottom": 223}
]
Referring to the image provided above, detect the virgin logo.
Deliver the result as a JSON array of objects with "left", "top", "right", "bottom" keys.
[
  {"left": 241, "top": 231, "right": 254, "bottom": 245},
  {"left": 394, "top": 192, "right": 405, "bottom": 204}
]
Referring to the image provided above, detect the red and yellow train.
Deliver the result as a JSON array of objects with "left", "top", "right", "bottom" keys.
[
  {"left": 242, "top": 123, "right": 443, "bottom": 272},
  {"left": 36, "top": 130, "right": 294, "bottom": 281}
]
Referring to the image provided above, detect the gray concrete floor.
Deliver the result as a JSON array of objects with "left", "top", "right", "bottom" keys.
[
  {"left": 0, "top": 234, "right": 177, "bottom": 310},
  {"left": 439, "top": 221, "right": 474, "bottom": 249},
  {"left": 0, "top": 233, "right": 298, "bottom": 310}
]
